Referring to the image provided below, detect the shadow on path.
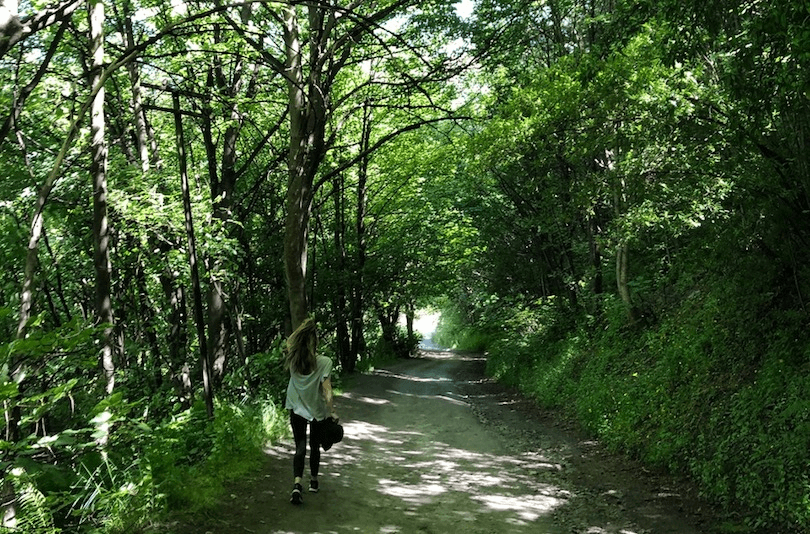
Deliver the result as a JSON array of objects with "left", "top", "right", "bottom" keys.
[{"left": 171, "top": 350, "right": 713, "bottom": 534}]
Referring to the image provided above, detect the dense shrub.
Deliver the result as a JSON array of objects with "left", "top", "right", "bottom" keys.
[
  {"left": 4, "top": 392, "right": 288, "bottom": 533},
  {"left": 441, "top": 287, "right": 810, "bottom": 533}
]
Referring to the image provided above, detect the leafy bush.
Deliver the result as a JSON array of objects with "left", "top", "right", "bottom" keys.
[
  {"left": 223, "top": 337, "right": 289, "bottom": 405},
  {"left": 433, "top": 296, "right": 508, "bottom": 352},
  {"left": 452, "top": 287, "right": 810, "bottom": 533},
  {"left": 2, "top": 391, "right": 288, "bottom": 533},
  {"left": 363, "top": 324, "right": 421, "bottom": 371},
  {"left": 148, "top": 398, "right": 288, "bottom": 514}
]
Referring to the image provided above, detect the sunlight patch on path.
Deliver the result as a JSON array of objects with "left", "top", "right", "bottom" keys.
[
  {"left": 472, "top": 492, "right": 564, "bottom": 523},
  {"left": 260, "top": 353, "right": 570, "bottom": 533},
  {"left": 323, "top": 404, "right": 570, "bottom": 532},
  {"left": 340, "top": 392, "right": 391, "bottom": 405},
  {"left": 374, "top": 368, "right": 452, "bottom": 382},
  {"left": 378, "top": 479, "right": 446, "bottom": 501}
]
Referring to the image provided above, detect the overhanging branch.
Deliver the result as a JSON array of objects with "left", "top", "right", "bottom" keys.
[{"left": 316, "top": 115, "right": 471, "bottom": 190}]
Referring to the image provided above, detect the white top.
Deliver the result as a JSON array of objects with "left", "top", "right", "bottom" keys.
[{"left": 285, "top": 355, "right": 332, "bottom": 421}]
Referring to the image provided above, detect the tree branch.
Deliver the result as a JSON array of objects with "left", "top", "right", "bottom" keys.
[
  {"left": 317, "top": 115, "right": 471, "bottom": 190},
  {"left": 0, "top": 18, "right": 68, "bottom": 147},
  {"left": 0, "top": 0, "right": 81, "bottom": 60}
]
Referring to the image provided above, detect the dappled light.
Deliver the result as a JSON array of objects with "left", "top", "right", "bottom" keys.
[
  {"left": 340, "top": 421, "right": 412, "bottom": 446},
  {"left": 373, "top": 369, "right": 452, "bottom": 382},
  {"left": 377, "top": 479, "right": 447, "bottom": 502},
  {"left": 340, "top": 393, "right": 392, "bottom": 405},
  {"left": 258, "top": 352, "right": 576, "bottom": 533},
  {"left": 472, "top": 493, "right": 562, "bottom": 523},
  {"left": 218, "top": 352, "right": 710, "bottom": 534}
]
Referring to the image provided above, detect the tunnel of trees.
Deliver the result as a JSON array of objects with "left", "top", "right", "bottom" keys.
[{"left": 0, "top": 0, "right": 808, "bottom": 531}]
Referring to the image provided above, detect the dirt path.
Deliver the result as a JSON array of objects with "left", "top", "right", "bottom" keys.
[{"left": 179, "top": 350, "right": 716, "bottom": 533}]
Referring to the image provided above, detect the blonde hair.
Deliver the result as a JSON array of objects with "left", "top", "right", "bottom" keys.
[{"left": 285, "top": 317, "right": 318, "bottom": 375}]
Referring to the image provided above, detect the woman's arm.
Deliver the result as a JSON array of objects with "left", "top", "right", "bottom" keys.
[{"left": 321, "top": 377, "right": 337, "bottom": 418}]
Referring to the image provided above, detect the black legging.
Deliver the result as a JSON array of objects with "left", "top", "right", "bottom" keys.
[{"left": 290, "top": 411, "right": 323, "bottom": 479}]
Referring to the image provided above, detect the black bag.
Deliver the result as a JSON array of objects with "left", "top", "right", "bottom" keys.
[{"left": 316, "top": 417, "right": 344, "bottom": 451}]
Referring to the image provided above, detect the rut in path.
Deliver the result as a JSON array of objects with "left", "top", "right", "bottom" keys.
[{"left": 182, "top": 351, "right": 711, "bottom": 534}]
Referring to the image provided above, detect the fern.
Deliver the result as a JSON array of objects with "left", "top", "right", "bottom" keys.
[{"left": 4, "top": 467, "right": 57, "bottom": 534}]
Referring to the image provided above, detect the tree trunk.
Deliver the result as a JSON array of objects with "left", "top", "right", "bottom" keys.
[
  {"left": 206, "top": 15, "right": 254, "bottom": 383},
  {"left": 405, "top": 302, "right": 415, "bottom": 343},
  {"left": 119, "top": 1, "right": 150, "bottom": 172},
  {"left": 377, "top": 305, "right": 399, "bottom": 352},
  {"left": 134, "top": 259, "right": 162, "bottom": 387},
  {"left": 333, "top": 173, "right": 352, "bottom": 371},
  {"left": 282, "top": 4, "right": 331, "bottom": 330},
  {"left": 43, "top": 226, "right": 71, "bottom": 321},
  {"left": 349, "top": 101, "right": 372, "bottom": 363},
  {"left": 88, "top": 0, "right": 115, "bottom": 395},
  {"left": 615, "top": 241, "right": 636, "bottom": 318},
  {"left": 160, "top": 264, "right": 191, "bottom": 403},
  {"left": 283, "top": 4, "right": 310, "bottom": 330},
  {"left": 588, "top": 214, "right": 603, "bottom": 296},
  {"left": 10, "top": 76, "right": 75, "bottom": 451},
  {"left": 173, "top": 91, "right": 214, "bottom": 419},
  {"left": 11, "top": 0, "right": 106, "bottom": 344},
  {"left": 612, "top": 169, "right": 638, "bottom": 322},
  {"left": 230, "top": 290, "right": 247, "bottom": 368}
]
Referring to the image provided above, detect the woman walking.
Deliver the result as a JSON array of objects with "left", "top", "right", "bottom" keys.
[{"left": 284, "top": 318, "right": 338, "bottom": 505}]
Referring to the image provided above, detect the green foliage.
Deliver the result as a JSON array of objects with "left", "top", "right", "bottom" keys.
[
  {"left": 151, "top": 398, "right": 288, "bottom": 514},
  {"left": 5, "top": 464, "right": 59, "bottom": 534},
  {"left": 433, "top": 297, "right": 503, "bottom": 353},
  {"left": 448, "top": 3, "right": 810, "bottom": 530},
  {"left": 3, "top": 0, "right": 810, "bottom": 532},
  {"left": 1, "top": 321, "right": 289, "bottom": 533},
  {"left": 367, "top": 323, "right": 421, "bottom": 363},
  {"left": 55, "top": 397, "right": 287, "bottom": 533},
  {"left": 222, "top": 338, "right": 289, "bottom": 405},
  {"left": 457, "top": 278, "right": 810, "bottom": 532},
  {"left": 354, "top": 342, "right": 400, "bottom": 374}
]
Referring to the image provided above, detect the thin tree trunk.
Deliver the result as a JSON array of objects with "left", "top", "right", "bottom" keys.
[
  {"left": 405, "top": 302, "right": 415, "bottom": 344},
  {"left": 230, "top": 290, "right": 247, "bottom": 367},
  {"left": 88, "top": 0, "right": 115, "bottom": 394},
  {"left": 119, "top": 0, "right": 149, "bottom": 172},
  {"left": 588, "top": 214, "right": 603, "bottom": 296},
  {"left": 349, "top": 102, "right": 372, "bottom": 363},
  {"left": 173, "top": 91, "right": 214, "bottom": 418},
  {"left": 615, "top": 242, "right": 633, "bottom": 314},
  {"left": 134, "top": 259, "right": 162, "bottom": 386},
  {"left": 206, "top": 13, "right": 253, "bottom": 386},
  {"left": 333, "top": 173, "right": 352, "bottom": 371},
  {"left": 160, "top": 265, "right": 191, "bottom": 402},
  {"left": 612, "top": 173, "right": 638, "bottom": 322}
]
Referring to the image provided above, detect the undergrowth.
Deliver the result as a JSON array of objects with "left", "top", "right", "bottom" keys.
[
  {"left": 438, "top": 287, "right": 810, "bottom": 534},
  {"left": 2, "top": 340, "right": 292, "bottom": 534}
]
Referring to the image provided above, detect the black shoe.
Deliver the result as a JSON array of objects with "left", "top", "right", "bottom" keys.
[
  {"left": 309, "top": 480, "right": 319, "bottom": 493},
  {"left": 290, "top": 483, "right": 303, "bottom": 505}
]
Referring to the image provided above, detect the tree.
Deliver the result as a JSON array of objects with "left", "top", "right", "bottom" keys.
[
  {"left": 87, "top": 0, "right": 115, "bottom": 394},
  {"left": 0, "top": 0, "right": 470, "bottom": 527},
  {"left": 230, "top": 0, "right": 468, "bottom": 329}
]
